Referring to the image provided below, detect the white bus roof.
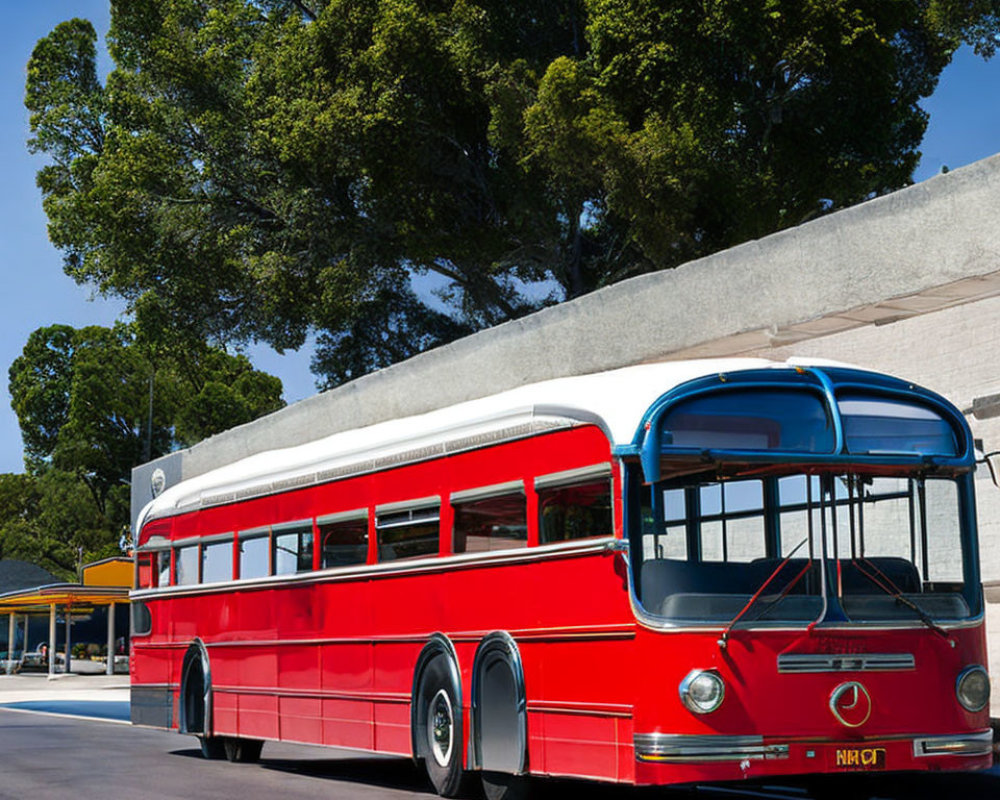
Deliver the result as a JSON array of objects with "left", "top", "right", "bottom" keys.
[{"left": 137, "top": 357, "right": 840, "bottom": 531}]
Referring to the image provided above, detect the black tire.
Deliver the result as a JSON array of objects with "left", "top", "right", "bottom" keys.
[
  {"left": 481, "top": 771, "right": 533, "bottom": 800},
  {"left": 418, "top": 656, "right": 467, "bottom": 797},
  {"left": 223, "top": 737, "right": 264, "bottom": 763},
  {"left": 198, "top": 736, "right": 225, "bottom": 760}
]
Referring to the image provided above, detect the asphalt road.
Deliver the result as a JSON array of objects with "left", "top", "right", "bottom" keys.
[{"left": 2, "top": 706, "right": 1000, "bottom": 800}]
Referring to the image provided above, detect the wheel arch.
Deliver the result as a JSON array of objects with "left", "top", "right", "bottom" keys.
[
  {"left": 179, "top": 638, "right": 213, "bottom": 736},
  {"left": 470, "top": 631, "right": 527, "bottom": 774}
]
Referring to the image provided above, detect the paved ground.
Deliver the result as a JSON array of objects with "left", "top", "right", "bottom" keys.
[
  {"left": 0, "top": 673, "right": 130, "bottom": 723},
  {"left": 0, "top": 672, "right": 129, "bottom": 703},
  {"left": 2, "top": 676, "right": 1000, "bottom": 799}
]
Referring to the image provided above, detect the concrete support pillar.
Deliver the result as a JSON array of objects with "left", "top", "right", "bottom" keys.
[
  {"left": 47, "top": 604, "right": 56, "bottom": 677},
  {"left": 106, "top": 602, "right": 116, "bottom": 676},
  {"left": 6, "top": 613, "right": 14, "bottom": 675},
  {"left": 22, "top": 614, "right": 29, "bottom": 653},
  {"left": 65, "top": 605, "right": 72, "bottom": 675}
]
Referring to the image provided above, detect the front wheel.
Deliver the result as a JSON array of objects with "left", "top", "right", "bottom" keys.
[{"left": 419, "top": 657, "right": 466, "bottom": 796}]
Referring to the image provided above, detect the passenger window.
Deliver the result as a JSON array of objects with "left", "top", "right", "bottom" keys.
[
  {"left": 175, "top": 544, "right": 200, "bottom": 585},
  {"left": 135, "top": 552, "right": 156, "bottom": 589},
  {"left": 239, "top": 532, "right": 270, "bottom": 579},
  {"left": 320, "top": 513, "right": 369, "bottom": 568},
  {"left": 538, "top": 477, "right": 612, "bottom": 543},
  {"left": 376, "top": 504, "right": 440, "bottom": 562},
  {"left": 157, "top": 550, "right": 171, "bottom": 587},
  {"left": 453, "top": 491, "right": 527, "bottom": 553},
  {"left": 131, "top": 601, "right": 152, "bottom": 636},
  {"left": 201, "top": 538, "right": 233, "bottom": 583},
  {"left": 273, "top": 522, "right": 314, "bottom": 575}
]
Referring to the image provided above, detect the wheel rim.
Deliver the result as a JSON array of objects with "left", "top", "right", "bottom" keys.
[{"left": 428, "top": 688, "right": 454, "bottom": 767}]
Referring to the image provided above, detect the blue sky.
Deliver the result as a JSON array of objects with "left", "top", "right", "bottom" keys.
[{"left": 0, "top": 5, "right": 998, "bottom": 475}]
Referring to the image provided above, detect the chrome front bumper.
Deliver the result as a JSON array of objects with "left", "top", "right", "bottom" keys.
[
  {"left": 634, "top": 730, "right": 993, "bottom": 763},
  {"left": 634, "top": 734, "right": 789, "bottom": 762}
]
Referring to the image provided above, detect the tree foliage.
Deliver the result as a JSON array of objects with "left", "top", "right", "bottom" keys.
[
  {"left": 3, "top": 324, "right": 284, "bottom": 574},
  {"left": 26, "top": 2, "right": 1000, "bottom": 388}
]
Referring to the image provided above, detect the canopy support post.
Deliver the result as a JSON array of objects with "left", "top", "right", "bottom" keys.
[
  {"left": 6, "top": 613, "right": 14, "bottom": 675},
  {"left": 106, "top": 602, "right": 116, "bottom": 676},
  {"left": 48, "top": 604, "right": 56, "bottom": 677},
  {"left": 65, "top": 604, "right": 72, "bottom": 675}
]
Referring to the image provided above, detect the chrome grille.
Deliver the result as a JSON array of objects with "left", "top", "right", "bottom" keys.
[{"left": 777, "top": 653, "right": 915, "bottom": 673}]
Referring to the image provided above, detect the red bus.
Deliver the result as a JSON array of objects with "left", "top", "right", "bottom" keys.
[{"left": 130, "top": 359, "right": 993, "bottom": 795}]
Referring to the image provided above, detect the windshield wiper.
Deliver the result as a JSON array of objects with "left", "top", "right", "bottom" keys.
[
  {"left": 852, "top": 558, "right": 952, "bottom": 641},
  {"left": 718, "top": 537, "right": 808, "bottom": 650}
]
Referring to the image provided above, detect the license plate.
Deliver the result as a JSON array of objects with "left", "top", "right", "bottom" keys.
[{"left": 833, "top": 746, "right": 886, "bottom": 771}]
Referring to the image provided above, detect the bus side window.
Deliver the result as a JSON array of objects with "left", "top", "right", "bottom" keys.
[
  {"left": 376, "top": 503, "right": 440, "bottom": 562},
  {"left": 175, "top": 544, "right": 200, "bottom": 586},
  {"left": 136, "top": 552, "right": 156, "bottom": 589},
  {"left": 202, "top": 536, "right": 234, "bottom": 583},
  {"left": 319, "top": 513, "right": 369, "bottom": 568},
  {"left": 537, "top": 477, "right": 612, "bottom": 544},
  {"left": 273, "top": 521, "right": 314, "bottom": 575},
  {"left": 453, "top": 491, "right": 527, "bottom": 554},
  {"left": 157, "top": 550, "right": 171, "bottom": 587},
  {"left": 239, "top": 531, "right": 270, "bottom": 580}
]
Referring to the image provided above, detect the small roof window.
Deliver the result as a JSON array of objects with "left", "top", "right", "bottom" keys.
[
  {"left": 838, "top": 394, "right": 959, "bottom": 457},
  {"left": 660, "top": 389, "right": 835, "bottom": 453}
]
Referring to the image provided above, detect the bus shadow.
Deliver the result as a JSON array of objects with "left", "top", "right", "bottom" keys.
[
  {"left": 244, "top": 753, "right": 689, "bottom": 799},
  {"left": 255, "top": 759, "right": 717, "bottom": 799},
  {"left": 169, "top": 749, "right": 1000, "bottom": 800},
  {"left": 171, "top": 749, "right": 435, "bottom": 792}
]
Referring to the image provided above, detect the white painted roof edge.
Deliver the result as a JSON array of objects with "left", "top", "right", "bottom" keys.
[{"left": 136, "top": 357, "right": 837, "bottom": 531}]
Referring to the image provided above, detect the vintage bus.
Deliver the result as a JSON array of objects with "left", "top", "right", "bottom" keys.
[{"left": 130, "top": 359, "right": 993, "bottom": 796}]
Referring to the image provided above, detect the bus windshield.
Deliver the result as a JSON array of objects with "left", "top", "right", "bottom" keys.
[{"left": 632, "top": 468, "right": 976, "bottom": 626}]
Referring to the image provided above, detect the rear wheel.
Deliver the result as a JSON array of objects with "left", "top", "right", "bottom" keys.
[
  {"left": 223, "top": 737, "right": 264, "bottom": 763},
  {"left": 418, "top": 657, "right": 466, "bottom": 797},
  {"left": 198, "top": 736, "right": 225, "bottom": 760},
  {"left": 481, "top": 771, "right": 533, "bottom": 800}
]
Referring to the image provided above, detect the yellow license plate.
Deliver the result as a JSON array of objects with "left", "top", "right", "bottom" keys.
[{"left": 833, "top": 747, "right": 886, "bottom": 770}]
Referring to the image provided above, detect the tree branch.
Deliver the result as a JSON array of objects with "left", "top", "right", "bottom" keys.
[{"left": 289, "top": 0, "right": 317, "bottom": 21}]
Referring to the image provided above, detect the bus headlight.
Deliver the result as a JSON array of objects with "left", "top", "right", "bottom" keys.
[
  {"left": 680, "top": 669, "right": 725, "bottom": 714},
  {"left": 956, "top": 666, "right": 990, "bottom": 712}
]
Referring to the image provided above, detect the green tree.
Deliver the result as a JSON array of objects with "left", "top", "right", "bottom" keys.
[
  {"left": 5, "top": 323, "right": 284, "bottom": 571},
  {"left": 25, "top": 3, "right": 1000, "bottom": 387}
]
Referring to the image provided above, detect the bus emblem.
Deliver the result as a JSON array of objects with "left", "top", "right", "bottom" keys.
[{"left": 829, "top": 681, "right": 872, "bottom": 728}]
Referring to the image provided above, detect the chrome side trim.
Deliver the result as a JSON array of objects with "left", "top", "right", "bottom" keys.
[
  {"left": 375, "top": 496, "right": 441, "bottom": 516},
  {"left": 451, "top": 480, "right": 525, "bottom": 504},
  {"left": 534, "top": 463, "right": 612, "bottom": 490},
  {"left": 316, "top": 507, "right": 368, "bottom": 526},
  {"left": 778, "top": 653, "right": 915, "bottom": 673},
  {"left": 131, "top": 537, "right": 614, "bottom": 601},
  {"left": 634, "top": 733, "right": 789, "bottom": 763},
  {"left": 913, "top": 730, "right": 993, "bottom": 758}
]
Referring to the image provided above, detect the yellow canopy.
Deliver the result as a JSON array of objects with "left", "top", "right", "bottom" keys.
[{"left": 0, "top": 584, "right": 128, "bottom": 613}]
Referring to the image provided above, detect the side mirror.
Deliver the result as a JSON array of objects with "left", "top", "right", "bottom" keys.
[{"left": 976, "top": 450, "right": 1000, "bottom": 489}]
